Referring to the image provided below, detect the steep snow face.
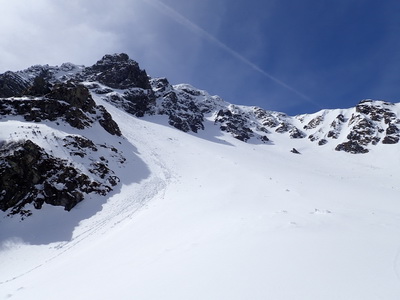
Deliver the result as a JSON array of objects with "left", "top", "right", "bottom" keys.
[
  {"left": 1, "top": 54, "right": 400, "bottom": 299},
  {"left": 1, "top": 95, "right": 400, "bottom": 299}
]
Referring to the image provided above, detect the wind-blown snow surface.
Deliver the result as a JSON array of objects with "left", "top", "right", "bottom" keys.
[{"left": 1, "top": 97, "right": 400, "bottom": 299}]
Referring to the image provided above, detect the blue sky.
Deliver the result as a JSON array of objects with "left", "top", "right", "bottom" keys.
[{"left": 0, "top": 0, "right": 399, "bottom": 115}]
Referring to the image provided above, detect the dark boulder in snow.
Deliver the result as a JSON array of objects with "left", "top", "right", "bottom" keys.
[
  {"left": 382, "top": 135, "right": 399, "bottom": 144},
  {"left": 335, "top": 141, "right": 369, "bottom": 154},
  {"left": 318, "top": 139, "right": 328, "bottom": 146},
  {"left": 291, "top": 148, "right": 301, "bottom": 154}
]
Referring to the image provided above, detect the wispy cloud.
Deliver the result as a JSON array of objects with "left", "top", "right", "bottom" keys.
[{"left": 142, "top": 0, "right": 319, "bottom": 108}]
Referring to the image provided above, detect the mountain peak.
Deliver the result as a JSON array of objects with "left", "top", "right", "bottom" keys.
[
  {"left": 82, "top": 53, "right": 151, "bottom": 90},
  {"left": 98, "top": 52, "right": 130, "bottom": 63}
]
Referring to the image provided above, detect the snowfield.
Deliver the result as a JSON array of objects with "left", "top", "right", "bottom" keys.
[{"left": 1, "top": 96, "right": 400, "bottom": 300}]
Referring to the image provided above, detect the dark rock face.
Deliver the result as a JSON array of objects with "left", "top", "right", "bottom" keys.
[
  {"left": 83, "top": 53, "right": 152, "bottom": 90},
  {"left": 0, "top": 82, "right": 122, "bottom": 136},
  {"left": 215, "top": 109, "right": 254, "bottom": 142},
  {"left": 355, "top": 100, "right": 397, "bottom": 123},
  {"left": 99, "top": 87, "right": 156, "bottom": 118},
  {"left": 0, "top": 140, "right": 115, "bottom": 217},
  {"left": 289, "top": 127, "right": 306, "bottom": 139},
  {"left": 23, "top": 72, "right": 53, "bottom": 96},
  {"left": 304, "top": 115, "right": 324, "bottom": 130},
  {"left": 148, "top": 78, "right": 206, "bottom": 133},
  {"left": 47, "top": 81, "right": 97, "bottom": 112},
  {"left": 382, "top": 135, "right": 399, "bottom": 144},
  {"left": 346, "top": 116, "right": 376, "bottom": 145},
  {"left": 87, "top": 54, "right": 157, "bottom": 118},
  {"left": 160, "top": 91, "right": 204, "bottom": 133},
  {"left": 335, "top": 140, "right": 369, "bottom": 154},
  {"left": 386, "top": 123, "right": 399, "bottom": 135},
  {"left": 334, "top": 100, "right": 400, "bottom": 153},
  {"left": 253, "top": 109, "right": 278, "bottom": 128},
  {"left": 318, "top": 139, "right": 328, "bottom": 146},
  {"left": 275, "top": 123, "right": 290, "bottom": 133},
  {"left": 122, "top": 89, "right": 156, "bottom": 117},
  {"left": 0, "top": 71, "right": 29, "bottom": 97},
  {"left": 97, "top": 106, "right": 123, "bottom": 136},
  {"left": 62, "top": 135, "right": 122, "bottom": 187},
  {"left": 327, "top": 114, "right": 346, "bottom": 139},
  {"left": 0, "top": 97, "right": 89, "bottom": 127},
  {"left": 274, "top": 122, "right": 305, "bottom": 138},
  {"left": 212, "top": 104, "right": 308, "bottom": 143}
]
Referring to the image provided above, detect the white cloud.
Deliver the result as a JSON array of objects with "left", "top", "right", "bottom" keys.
[
  {"left": 0, "top": 0, "right": 124, "bottom": 72},
  {"left": 0, "top": 0, "right": 206, "bottom": 74}
]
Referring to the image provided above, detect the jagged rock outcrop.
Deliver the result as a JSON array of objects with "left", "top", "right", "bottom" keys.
[
  {"left": 0, "top": 71, "right": 30, "bottom": 97},
  {"left": 335, "top": 141, "right": 369, "bottom": 154},
  {"left": 333, "top": 100, "right": 400, "bottom": 153},
  {"left": 99, "top": 87, "right": 156, "bottom": 118},
  {"left": 0, "top": 81, "right": 121, "bottom": 136},
  {"left": 86, "top": 54, "right": 157, "bottom": 117},
  {"left": 304, "top": 115, "right": 324, "bottom": 130},
  {"left": 215, "top": 108, "right": 254, "bottom": 142},
  {"left": 24, "top": 72, "right": 53, "bottom": 96},
  {"left": 327, "top": 114, "right": 345, "bottom": 139},
  {"left": 82, "top": 53, "right": 152, "bottom": 90},
  {"left": 0, "top": 140, "right": 116, "bottom": 217},
  {"left": 153, "top": 79, "right": 205, "bottom": 132}
]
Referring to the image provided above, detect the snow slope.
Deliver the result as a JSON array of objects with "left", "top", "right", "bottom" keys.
[{"left": 1, "top": 95, "right": 400, "bottom": 299}]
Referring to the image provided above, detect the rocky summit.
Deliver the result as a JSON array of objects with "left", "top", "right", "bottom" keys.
[{"left": 1, "top": 53, "right": 399, "bottom": 217}]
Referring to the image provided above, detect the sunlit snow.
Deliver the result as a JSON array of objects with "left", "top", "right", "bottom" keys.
[{"left": 1, "top": 95, "right": 400, "bottom": 299}]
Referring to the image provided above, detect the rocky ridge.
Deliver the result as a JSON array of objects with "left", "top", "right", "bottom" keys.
[
  {"left": 1, "top": 53, "right": 399, "bottom": 217},
  {"left": 2, "top": 53, "right": 399, "bottom": 155},
  {"left": 82, "top": 54, "right": 400, "bottom": 153}
]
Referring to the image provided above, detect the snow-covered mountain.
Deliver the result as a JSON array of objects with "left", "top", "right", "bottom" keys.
[
  {"left": 3, "top": 53, "right": 400, "bottom": 154},
  {"left": 1, "top": 54, "right": 400, "bottom": 299}
]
